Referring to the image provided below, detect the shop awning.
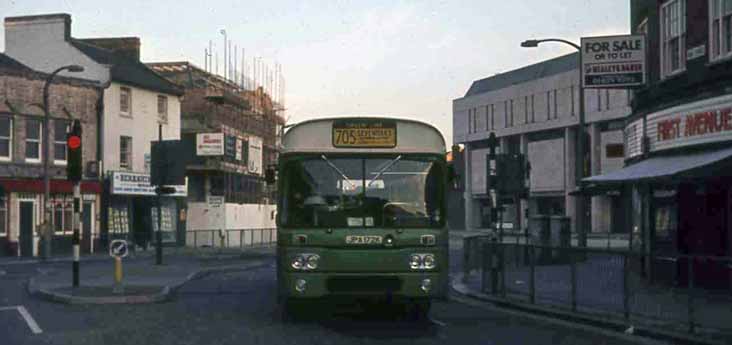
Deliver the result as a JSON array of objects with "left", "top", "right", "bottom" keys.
[{"left": 582, "top": 146, "right": 732, "bottom": 185}]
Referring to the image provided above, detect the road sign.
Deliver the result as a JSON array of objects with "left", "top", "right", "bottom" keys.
[
  {"left": 109, "top": 239, "right": 129, "bottom": 258},
  {"left": 581, "top": 34, "right": 646, "bottom": 88}
]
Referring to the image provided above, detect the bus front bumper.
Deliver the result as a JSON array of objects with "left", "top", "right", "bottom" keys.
[{"left": 279, "top": 272, "right": 447, "bottom": 299}]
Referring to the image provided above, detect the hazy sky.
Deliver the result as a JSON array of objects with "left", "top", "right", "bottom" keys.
[{"left": 1, "top": 1, "right": 629, "bottom": 144}]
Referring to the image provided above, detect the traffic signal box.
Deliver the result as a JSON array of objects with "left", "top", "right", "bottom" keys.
[{"left": 66, "top": 120, "right": 82, "bottom": 182}]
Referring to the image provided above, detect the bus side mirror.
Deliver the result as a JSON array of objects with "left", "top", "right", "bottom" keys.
[{"left": 265, "top": 166, "right": 276, "bottom": 185}]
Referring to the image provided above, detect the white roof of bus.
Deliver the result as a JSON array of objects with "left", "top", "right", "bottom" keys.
[{"left": 282, "top": 117, "right": 446, "bottom": 154}]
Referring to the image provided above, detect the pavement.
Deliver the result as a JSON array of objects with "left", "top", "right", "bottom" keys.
[
  {"left": 450, "top": 242, "right": 732, "bottom": 345},
  {"left": 23, "top": 246, "right": 275, "bottom": 304}
]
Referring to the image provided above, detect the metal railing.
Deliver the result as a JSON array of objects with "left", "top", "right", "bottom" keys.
[
  {"left": 186, "top": 228, "right": 277, "bottom": 249},
  {"left": 461, "top": 237, "right": 732, "bottom": 342}
]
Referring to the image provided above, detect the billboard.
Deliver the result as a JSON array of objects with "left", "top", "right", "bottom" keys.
[
  {"left": 581, "top": 35, "right": 646, "bottom": 88},
  {"left": 196, "top": 133, "right": 224, "bottom": 156}
]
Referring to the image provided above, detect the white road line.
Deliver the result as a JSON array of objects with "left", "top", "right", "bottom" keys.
[
  {"left": 429, "top": 317, "right": 447, "bottom": 327},
  {"left": 0, "top": 306, "right": 43, "bottom": 334}
]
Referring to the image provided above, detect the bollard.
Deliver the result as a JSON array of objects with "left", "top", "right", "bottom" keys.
[{"left": 113, "top": 256, "right": 124, "bottom": 294}]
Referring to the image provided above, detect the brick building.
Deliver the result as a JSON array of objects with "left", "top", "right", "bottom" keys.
[
  {"left": 148, "top": 62, "right": 285, "bottom": 232},
  {"left": 0, "top": 53, "right": 102, "bottom": 257}
]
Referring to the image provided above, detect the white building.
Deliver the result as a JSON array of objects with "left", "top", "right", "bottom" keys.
[
  {"left": 4, "top": 13, "right": 186, "bottom": 248},
  {"left": 453, "top": 52, "right": 631, "bottom": 235}
]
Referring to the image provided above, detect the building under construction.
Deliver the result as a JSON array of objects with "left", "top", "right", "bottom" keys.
[{"left": 148, "top": 61, "right": 285, "bottom": 231}]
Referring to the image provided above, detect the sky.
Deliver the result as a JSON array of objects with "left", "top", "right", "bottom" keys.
[{"left": 0, "top": 0, "right": 630, "bottom": 145}]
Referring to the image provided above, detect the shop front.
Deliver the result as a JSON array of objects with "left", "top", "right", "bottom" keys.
[
  {"left": 103, "top": 171, "right": 187, "bottom": 250},
  {"left": 0, "top": 178, "right": 102, "bottom": 257},
  {"left": 584, "top": 93, "right": 732, "bottom": 288}
]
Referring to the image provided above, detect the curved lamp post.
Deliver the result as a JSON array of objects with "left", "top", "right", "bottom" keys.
[
  {"left": 42, "top": 64, "right": 84, "bottom": 260},
  {"left": 521, "top": 38, "right": 587, "bottom": 248}
]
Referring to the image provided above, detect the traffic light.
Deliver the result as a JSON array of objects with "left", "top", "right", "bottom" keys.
[{"left": 66, "top": 120, "right": 82, "bottom": 182}]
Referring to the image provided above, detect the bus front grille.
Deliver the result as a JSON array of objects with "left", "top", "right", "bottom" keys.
[{"left": 326, "top": 276, "right": 402, "bottom": 293}]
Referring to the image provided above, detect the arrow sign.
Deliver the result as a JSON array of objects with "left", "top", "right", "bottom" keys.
[{"left": 109, "top": 240, "right": 129, "bottom": 258}]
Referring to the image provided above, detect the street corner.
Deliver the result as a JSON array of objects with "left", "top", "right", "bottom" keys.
[{"left": 27, "top": 278, "right": 172, "bottom": 305}]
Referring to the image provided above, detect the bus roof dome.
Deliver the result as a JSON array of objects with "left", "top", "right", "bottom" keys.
[{"left": 282, "top": 117, "right": 446, "bottom": 155}]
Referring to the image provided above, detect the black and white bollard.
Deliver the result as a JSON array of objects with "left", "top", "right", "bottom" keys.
[{"left": 72, "top": 183, "right": 80, "bottom": 288}]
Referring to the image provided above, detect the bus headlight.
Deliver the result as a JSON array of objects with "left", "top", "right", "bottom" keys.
[
  {"left": 291, "top": 255, "right": 305, "bottom": 270},
  {"left": 423, "top": 254, "right": 436, "bottom": 269},
  {"left": 409, "top": 254, "right": 422, "bottom": 269},
  {"left": 306, "top": 254, "right": 320, "bottom": 270}
]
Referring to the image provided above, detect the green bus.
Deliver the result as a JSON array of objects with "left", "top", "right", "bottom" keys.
[{"left": 271, "top": 117, "right": 449, "bottom": 318}]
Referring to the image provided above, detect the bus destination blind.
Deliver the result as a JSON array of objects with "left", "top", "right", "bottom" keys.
[{"left": 332, "top": 119, "right": 397, "bottom": 148}]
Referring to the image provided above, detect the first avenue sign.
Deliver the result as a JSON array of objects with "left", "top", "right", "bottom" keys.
[{"left": 648, "top": 94, "right": 732, "bottom": 152}]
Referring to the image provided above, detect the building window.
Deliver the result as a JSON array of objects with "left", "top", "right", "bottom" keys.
[
  {"left": 606, "top": 144, "right": 625, "bottom": 158},
  {"left": 484, "top": 105, "right": 490, "bottom": 132},
  {"left": 0, "top": 117, "right": 11, "bottom": 161},
  {"left": 524, "top": 96, "right": 529, "bottom": 124},
  {"left": 597, "top": 89, "right": 602, "bottom": 111},
  {"left": 120, "top": 87, "right": 132, "bottom": 116},
  {"left": 54, "top": 120, "right": 70, "bottom": 165},
  {"left": 510, "top": 99, "right": 514, "bottom": 126},
  {"left": 570, "top": 86, "right": 575, "bottom": 116},
  {"left": 504, "top": 101, "right": 509, "bottom": 128},
  {"left": 157, "top": 95, "right": 168, "bottom": 123},
  {"left": 0, "top": 199, "right": 6, "bottom": 236},
  {"left": 473, "top": 108, "right": 478, "bottom": 133},
  {"left": 52, "top": 199, "right": 73, "bottom": 235},
  {"left": 531, "top": 95, "right": 535, "bottom": 123},
  {"left": 490, "top": 104, "right": 495, "bottom": 130},
  {"left": 637, "top": 17, "right": 648, "bottom": 35},
  {"left": 120, "top": 136, "right": 132, "bottom": 169},
  {"left": 553, "top": 90, "right": 558, "bottom": 119},
  {"left": 546, "top": 91, "right": 551, "bottom": 120},
  {"left": 661, "top": 0, "right": 686, "bottom": 77},
  {"left": 25, "top": 119, "right": 41, "bottom": 163},
  {"left": 711, "top": 0, "right": 732, "bottom": 61},
  {"left": 606, "top": 90, "right": 611, "bottom": 110}
]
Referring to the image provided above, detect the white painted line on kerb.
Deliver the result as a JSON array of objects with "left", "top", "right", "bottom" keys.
[
  {"left": 429, "top": 317, "right": 447, "bottom": 327},
  {"left": 0, "top": 306, "right": 43, "bottom": 334}
]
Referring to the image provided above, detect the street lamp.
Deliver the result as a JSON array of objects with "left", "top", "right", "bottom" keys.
[
  {"left": 521, "top": 38, "right": 588, "bottom": 248},
  {"left": 42, "top": 64, "right": 85, "bottom": 261}
]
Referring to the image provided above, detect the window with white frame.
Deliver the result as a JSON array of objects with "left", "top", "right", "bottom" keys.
[
  {"left": 54, "top": 120, "right": 70, "bottom": 164},
  {"left": 52, "top": 198, "right": 74, "bottom": 235},
  {"left": 0, "top": 198, "right": 6, "bottom": 236},
  {"left": 661, "top": 0, "right": 686, "bottom": 77},
  {"left": 711, "top": 0, "right": 732, "bottom": 61},
  {"left": 25, "top": 119, "right": 41, "bottom": 163},
  {"left": 120, "top": 87, "right": 132, "bottom": 116},
  {"left": 157, "top": 95, "right": 168, "bottom": 123},
  {"left": 120, "top": 136, "right": 132, "bottom": 169},
  {"left": 0, "top": 117, "right": 11, "bottom": 161}
]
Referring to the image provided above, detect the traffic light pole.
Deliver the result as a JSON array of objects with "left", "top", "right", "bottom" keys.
[
  {"left": 156, "top": 124, "right": 163, "bottom": 265},
  {"left": 72, "top": 183, "right": 81, "bottom": 287}
]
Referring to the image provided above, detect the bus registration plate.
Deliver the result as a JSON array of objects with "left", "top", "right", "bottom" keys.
[
  {"left": 345, "top": 235, "right": 383, "bottom": 245},
  {"left": 332, "top": 119, "right": 397, "bottom": 148}
]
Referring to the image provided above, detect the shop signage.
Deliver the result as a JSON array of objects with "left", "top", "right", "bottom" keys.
[
  {"left": 624, "top": 118, "right": 644, "bottom": 158},
  {"left": 111, "top": 171, "right": 186, "bottom": 197},
  {"left": 224, "top": 134, "right": 237, "bottom": 159},
  {"left": 196, "top": 133, "right": 224, "bottom": 156},
  {"left": 248, "top": 136, "right": 263, "bottom": 175},
  {"left": 236, "top": 137, "right": 243, "bottom": 161},
  {"left": 647, "top": 94, "right": 732, "bottom": 152},
  {"left": 581, "top": 34, "right": 646, "bottom": 88},
  {"left": 207, "top": 195, "right": 224, "bottom": 208}
]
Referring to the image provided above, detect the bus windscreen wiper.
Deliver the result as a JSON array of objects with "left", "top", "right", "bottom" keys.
[
  {"left": 321, "top": 155, "right": 357, "bottom": 189},
  {"left": 368, "top": 155, "right": 402, "bottom": 187}
]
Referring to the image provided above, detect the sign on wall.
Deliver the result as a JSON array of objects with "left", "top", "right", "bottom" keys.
[
  {"left": 647, "top": 94, "right": 732, "bottom": 152},
  {"left": 224, "top": 134, "right": 237, "bottom": 159},
  {"left": 581, "top": 35, "right": 646, "bottom": 88},
  {"left": 111, "top": 171, "right": 187, "bottom": 197},
  {"left": 248, "top": 136, "right": 263, "bottom": 175},
  {"left": 196, "top": 133, "right": 224, "bottom": 156}
]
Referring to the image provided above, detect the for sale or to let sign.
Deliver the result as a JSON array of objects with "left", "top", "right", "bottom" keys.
[{"left": 581, "top": 34, "right": 646, "bottom": 88}]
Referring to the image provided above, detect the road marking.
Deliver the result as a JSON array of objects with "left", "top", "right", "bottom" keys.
[
  {"left": 0, "top": 305, "right": 43, "bottom": 334},
  {"left": 429, "top": 317, "right": 447, "bottom": 327}
]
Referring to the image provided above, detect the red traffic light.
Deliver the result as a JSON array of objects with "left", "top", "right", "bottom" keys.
[{"left": 67, "top": 135, "right": 81, "bottom": 149}]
